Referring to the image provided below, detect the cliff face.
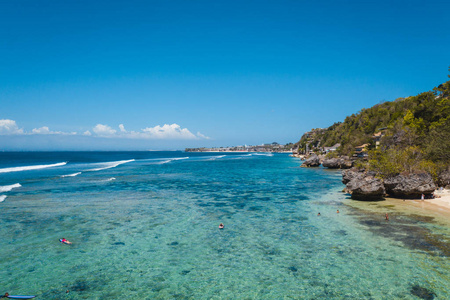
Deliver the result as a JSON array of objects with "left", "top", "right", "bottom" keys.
[{"left": 342, "top": 169, "right": 436, "bottom": 200}]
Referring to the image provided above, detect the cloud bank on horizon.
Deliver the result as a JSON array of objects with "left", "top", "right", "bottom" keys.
[{"left": 0, "top": 119, "right": 209, "bottom": 140}]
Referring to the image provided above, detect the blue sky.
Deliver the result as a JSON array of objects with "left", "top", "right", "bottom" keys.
[{"left": 1, "top": 0, "right": 449, "bottom": 150}]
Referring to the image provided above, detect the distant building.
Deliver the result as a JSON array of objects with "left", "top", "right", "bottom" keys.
[
  {"left": 323, "top": 143, "right": 341, "bottom": 153},
  {"left": 353, "top": 144, "right": 369, "bottom": 158},
  {"left": 372, "top": 128, "right": 387, "bottom": 149}
]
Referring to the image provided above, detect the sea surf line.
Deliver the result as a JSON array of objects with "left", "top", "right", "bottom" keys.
[
  {"left": 60, "top": 172, "right": 82, "bottom": 178},
  {"left": 86, "top": 159, "right": 135, "bottom": 172},
  {"left": 0, "top": 162, "right": 67, "bottom": 174},
  {"left": 0, "top": 183, "right": 22, "bottom": 192}
]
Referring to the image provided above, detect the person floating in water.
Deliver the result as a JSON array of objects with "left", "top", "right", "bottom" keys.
[
  {"left": 317, "top": 212, "right": 321, "bottom": 216},
  {"left": 337, "top": 210, "right": 340, "bottom": 213},
  {"left": 60, "top": 238, "right": 72, "bottom": 244},
  {"left": 385, "top": 213, "right": 389, "bottom": 221},
  {"left": 2, "top": 293, "right": 9, "bottom": 298},
  {"left": 219, "top": 223, "right": 224, "bottom": 229}
]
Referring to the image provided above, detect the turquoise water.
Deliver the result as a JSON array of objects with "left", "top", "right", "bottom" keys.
[{"left": 0, "top": 152, "right": 448, "bottom": 299}]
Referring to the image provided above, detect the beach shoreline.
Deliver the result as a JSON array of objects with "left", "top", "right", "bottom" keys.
[{"left": 344, "top": 188, "right": 450, "bottom": 227}]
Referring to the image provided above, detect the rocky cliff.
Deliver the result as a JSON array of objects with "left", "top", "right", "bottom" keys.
[{"left": 342, "top": 169, "right": 439, "bottom": 200}]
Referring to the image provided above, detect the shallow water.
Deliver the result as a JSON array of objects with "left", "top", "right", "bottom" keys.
[{"left": 0, "top": 152, "right": 448, "bottom": 299}]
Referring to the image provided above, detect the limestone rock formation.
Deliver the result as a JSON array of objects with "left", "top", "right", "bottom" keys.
[
  {"left": 322, "top": 156, "right": 353, "bottom": 169},
  {"left": 301, "top": 154, "right": 320, "bottom": 167},
  {"left": 384, "top": 173, "right": 436, "bottom": 198},
  {"left": 437, "top": 169, "right": 450, "bottom": 188},
  {"left": 345, "top": 173, "right": 385, "bottom": 200},
  {"left": 342, "top": 168, "right": 365, "bottom": 184}
]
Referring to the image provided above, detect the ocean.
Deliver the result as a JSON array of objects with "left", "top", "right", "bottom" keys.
[{"left": 0, "top": 151, "right": 448, "bottom": 299}]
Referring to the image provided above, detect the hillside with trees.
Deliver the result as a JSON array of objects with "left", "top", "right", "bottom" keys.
[{"left": 295, "top": 68, "right": 450, "bottom": 184}]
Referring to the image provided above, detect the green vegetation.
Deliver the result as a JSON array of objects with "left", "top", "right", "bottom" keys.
[{"left": 296, "top": 68, "right": 450, "bottom": 179}]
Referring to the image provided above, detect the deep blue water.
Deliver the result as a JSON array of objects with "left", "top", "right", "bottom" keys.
[{"left": 0, "top": 151, "right": 448, "bottom": 299}]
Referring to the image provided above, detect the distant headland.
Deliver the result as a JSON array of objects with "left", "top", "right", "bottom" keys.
[{"left": 185, "top": 142, "right": 294, "bottom": 153}]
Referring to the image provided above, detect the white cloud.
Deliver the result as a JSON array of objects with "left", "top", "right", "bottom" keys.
[
  {"left": 90, "top": 123, "right": 209, "bottom": 140},
  {"left": 92, "top": 124, "right": 117, "bottom": 136},
  {"left": 32, "top": 126, "right": 74, "bottom": 135},
  {"left": 32, "top": 126, "right": 51, "bottom": 134},
  {"left": 0, "top": 119, "right": 24, "bottom": 135},
  {"left": 0, "top": 119, "right": 210, "bottom": 141},
  {"left": 196, "top": 132, "right": 210, "bottom": 139},
  {"left": 141, "top": 124, "right": 198, "bottom": 139}
]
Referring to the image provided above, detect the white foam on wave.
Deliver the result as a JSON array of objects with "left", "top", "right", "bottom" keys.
[
  {"left": 207, "top": 155, "right": 227, "bottom": 161},
  {"left": 87, "top": 159, "right": 135, "bottom": 172},
  {"left": 61, "top": 172, "right": 82, "bottom": 178},
  {"left": 0, "top": 183, "right": 22, "bottom": 192},
  {"left": 235, "top": 154, "right": 252, "bottom": 158},
  {"left": 155, "top": 160, "right": 172, "bottom": 165},
  {"left": 98, "top": 177, "right": 116, "bottom": 182},
  {"left": 253, "top": 153, "right": 274, "bottom": 157},
  {"left": 151, "top": 157, "right": 189, "bottom": 165},
  {"left": 0, "top": 162, "right": 67, "bottom": 174},
  {"left": 231, "top": 154, "right": 253, "bottom": 160},
  {"left": 0, "top": 195, "right": 6, "bottom": 202}
]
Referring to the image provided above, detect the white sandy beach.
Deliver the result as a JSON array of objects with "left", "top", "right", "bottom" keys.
[{"left": 385, "top": 189, "right": 450, "bottom": 226}]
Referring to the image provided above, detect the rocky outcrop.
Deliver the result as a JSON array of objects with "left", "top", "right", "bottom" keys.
[
  {"left": 322, "top": 156, "right": 353, "bottom": 169},
  {"left": 342, "top": 168, "right": 365, "bottom": 184},
  {"left": 301, "top": 154, "right": 320, "bottom": 167},
  {"left": 384, "top": 173, "right": 436, "bottom": 198},
  {"left": 343, "top": 169, "right": 385, "bottom": 200},
  {"left": 437, "top": 169, "right": 450, "bottom": 188}
]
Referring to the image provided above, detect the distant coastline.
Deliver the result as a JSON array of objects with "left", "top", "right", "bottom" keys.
[{"left": 186, "top": 142, "right": 294, "bottom": 153}]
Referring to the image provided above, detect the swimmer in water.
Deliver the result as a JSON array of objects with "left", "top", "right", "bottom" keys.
[
  {"left": 60, "top": 238, "right": 72, "bottom": 244},
  {"left": 219, "top": 223, "right": 224, "bottom": 229},
  {"left": 317, "top": 212, "right": 321, "bottom": 216}
]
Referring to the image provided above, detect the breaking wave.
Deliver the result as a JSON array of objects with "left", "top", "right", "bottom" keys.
[
  {"left": 253, "top": 153, "right": 274, "bottom": 157},
  {"left": 87, "top": 159, "right": 135, "bottom": 172},
  {"left": 61, "top": 172, "right": 82, "bottom": 178},
  {"left": 0, "top": 195, "right": 6, "bottom": 202},
  {"left": 0, "top": 162, "right": 67, "bottom": 174},
  {"left": 0, "top": 183, "right": 22, "bottom": 192},
  {"left": 155, "top": 160, "right": 172, "bottom": 165},
  {"left": 151, "top": 157, "right": 189, "bottom": 165}
]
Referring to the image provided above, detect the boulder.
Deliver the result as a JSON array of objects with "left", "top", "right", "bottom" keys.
[
  {"left": 323, "top": 156, "right": 353, "bottom": 169},
  {"left": 301, "top": 154, "right": 320, "bottom": 167},
  {"left": 346, "top": 174, "right": 385, "bottom": 200},
  {"left": 384, "top": 173, "right": 436, "bottom": 198},
  {"left": 340, "top": 156, "right": 353, "bottom": 169},
  {"left": 322, "top": 158, "right": 340, "bottom": 168},
  {"left": 437, "top": 169, "right": 450, "bottom": 188},
  {"left": 342, "top": 168, "right": 365, "bottom": 184}
]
